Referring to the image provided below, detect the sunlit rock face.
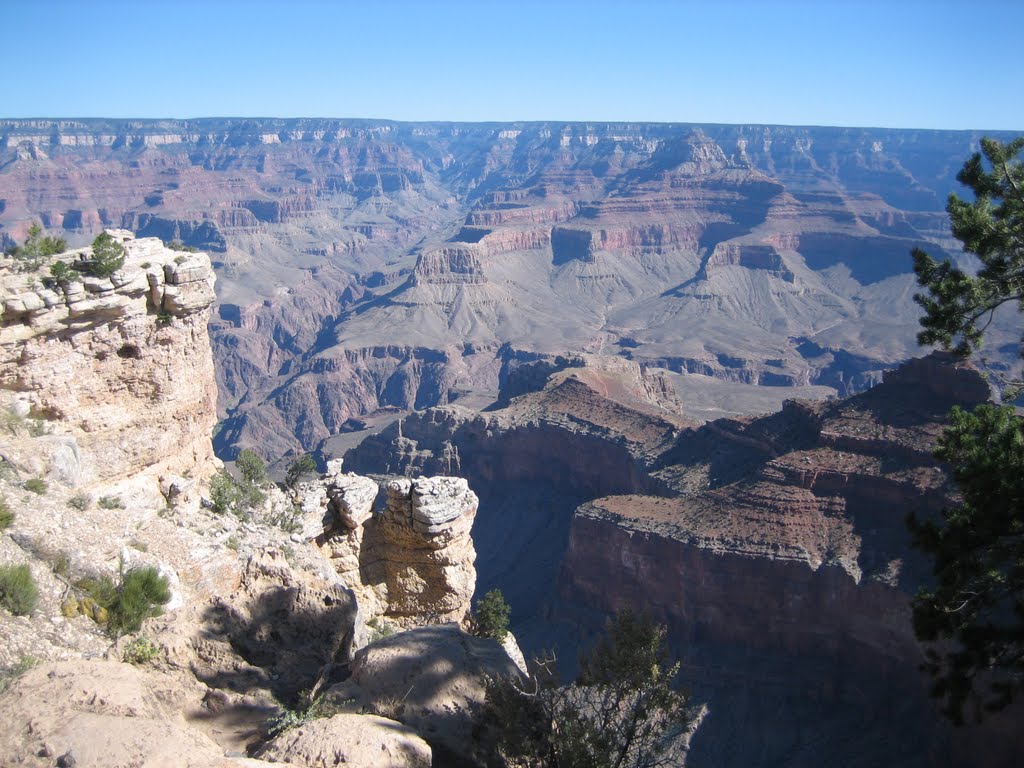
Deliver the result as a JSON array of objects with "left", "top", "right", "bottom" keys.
[
  {"left": 0, "top": 231, "right": 218, "bottom": 484},
  {"left": 2, "top": 119, "right": 1019, "bottom": 458}
]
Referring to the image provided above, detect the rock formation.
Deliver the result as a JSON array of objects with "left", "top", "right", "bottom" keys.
[
  {"left": 259, "top": 713, "right": 432, "bottom": 768},
  {"left": 312, "top": 470, "right": 479, "bottom": 628},
  {"left": 346, "top": 351, "right": 1023, "bottom": 767},
  {"left": 0, "top": 230, "right": 492, "bottom": 765},
  {"left": 3, "top": 119, "right": 1021, "bottom": 457},
  {"left": 0, "top": 231, "right": 218, "bottom": 485},
  {"left": 336, "top": 624, "right": 524, "bottom": 763}
]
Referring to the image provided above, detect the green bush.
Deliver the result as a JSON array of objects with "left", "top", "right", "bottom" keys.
[
  {"left": 109, "top": 566, "right": 172, "bottom": 636},
  {"left": 97, "top": 495, "right": 124, "bottom": 510},
  {"left": 7, "top": 222, "right": 67, "bottom": 272},
  {"left": 122, "top": 635, "right": 160, "bottom": 664},
  {"left": 210, "top": 470, "right": 243, "bottom": 515},
  {"left": 210, "top": 468, "right": 265, "bottom": 519},
  {"left": 0, "top": 564, "right": 39, "bottom": 616},
  {"left": 83, "top": 232, "right": 126, "bottom": 278},
  {"left": 0, "top": 497, "right": 13, "bottom": 530},
  {"left": 474, "top": 588, "right": 511, "bottom": 642},
  {"left": 45, "top": 260, "right": 79, "bottom": 288},
  {"left": 77, "top": 567, "right": 171, "bottom": 637},
  {"left": 67, "top": 493, "right": 91, "bottom": 511},
  {"left": 23, "top": 478, "right": 47, "bottom": 495},
  {"left": 236, "top": 449, "right": 267, "bottom": 485},
  {"left": 285, "top": 453, "right": 318, "bottom": 488}
]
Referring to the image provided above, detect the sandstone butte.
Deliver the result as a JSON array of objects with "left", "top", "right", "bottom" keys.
[{"left": 0, "top": 233, "right": 515, "bottom": 767}]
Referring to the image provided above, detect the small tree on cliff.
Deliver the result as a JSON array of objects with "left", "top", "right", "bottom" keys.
[
  {"left": 485, "top": 611, "right": 691, "bottom": 768},
  {"left": 474, "top": 588, "right": 511, "bottom": 642},
  {"left": 285, "top": 453, "right": 318, "bottom": 489},
  {"left": 908, "top": 136, "right": 1024, "bottom": 723},
  {"left": 235, "top": 449, "right": 268, "bottom": 486},
  {"left": 84, "top": 232, "right": 125, "bottom": 278}
]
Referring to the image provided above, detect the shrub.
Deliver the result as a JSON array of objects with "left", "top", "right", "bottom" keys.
[
  {"left": 0, "top": 497, "right": 13, "bottom": 530},
  {"left": 23, "top": 477, "right": 47, "bottom": 495},
  {"left": 285, "top": 453, "right": 318, "bottom": 488},
  {"left": 122, "top": 635, "right": 160, "bottom": 664},
  {"left": 108, "top": 566, "right": 172, "bottom": 636},
  {"left": 210, "top": 470, "right": 243, "bottom": 516},
  {"left": 0, "top": 564, "right": 39, "bottom": 616},
  {"left": 67, "top": 492, "right": 91, "bottom": 511},
  {"left": 45, "top": 260, "right": 79, "bottom": 288},
  {"left": 486, "top": 611, "right": 690, "bottom": 768},
  {"left": 83, "top": 232, "right": 126, "bottom": 278},
  {"left": 8, "top": 222, "right": 67, "bottom": 272},
  {"left": 166, "top": 240, "right": 198, "bottom": 252},
  {"left": 236, "top": 449, "right": 267, "bottom": 486},
  {"left": 266, "top": 693, "right": 342, "bottom": 738},
  {"left": 77, "top": 567, "right": 171, "bottom": 637},
  {"left": 97, "top": 495, "right": 124, "bottom": 510},
  {"left": 367, "top": 617, "right": 396, "bottom": 643},
  {"left": 474, "top": 588, "right": 511, "bottom": 642}
]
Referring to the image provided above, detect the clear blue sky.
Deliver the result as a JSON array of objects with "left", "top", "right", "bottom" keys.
[{"left": 6, "top": 0, "right": 1023, "bottom": 130}]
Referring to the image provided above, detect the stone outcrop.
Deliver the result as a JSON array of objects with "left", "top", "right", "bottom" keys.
[
  {"left": 0, "top": 660, "right": 254, "bottom": 768},
  {"left": 260, "top": 713, "right": 431, "bottom": 768},
  {"left": 315, "top": 472, "right": 479, "bottom": 628},
  {"left": 335, "top": 624, "right": 523, "bottom": 763},
  {"left": 550, "top": 353, "right": 1009, "bottom": 767},
  {"left": 0, "top": 231, "right": 218, "bottom": 485},
  {"left": 349, "top": 352, "right": 1018, "bottom": 767}
]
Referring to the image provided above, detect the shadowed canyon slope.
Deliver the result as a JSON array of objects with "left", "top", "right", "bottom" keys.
[
  {"left": 2, "top": 118, "right": 1020, "bottom": 457},
  {"left": 345, "top": 352, "right": 1022, "bottom": 767}
]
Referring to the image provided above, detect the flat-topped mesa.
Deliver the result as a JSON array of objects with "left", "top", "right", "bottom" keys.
[
  {"left": 318, "top": 472, "right": 478, "bottom": 629},
  {"left": 0, "top": 230, "right": 218, "bottom": 485}
]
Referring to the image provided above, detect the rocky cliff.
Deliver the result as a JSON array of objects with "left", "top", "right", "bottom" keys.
[
  {"left": 347, "top": 351, "right": 1022, "bottom": 767},
  {"left": 299, "top": 468, "right": 479, "bottom": 628},
  {"left": 0, "top": 229, "right": 498, "bottom": 766},
  {"left": 3, "top": 119, "right": 1021, "bottom": 458},
  {"left": 0, "top": 231, "right": 218, "bottom": 484}
]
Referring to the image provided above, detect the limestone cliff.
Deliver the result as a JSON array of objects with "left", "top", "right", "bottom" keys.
[
  {"left": 0, "top": 230, "right": 218, "bottom": 485},
  {"left": 299, "top": 468, "right": 478, "bottom": 629}
]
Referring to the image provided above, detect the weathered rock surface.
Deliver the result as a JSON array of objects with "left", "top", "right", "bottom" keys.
[
  {"left": 260, "top": 713, "right": 431, "bottom": 768},
  {"left": 0, "top": 231, "right": 218, "bottom": 485},
  {"left": 317, "top": 473, "right": 478, "bottom": 627},
  {"left": 338, "top": 624, "right": 523, "bottom": 763},
  {"left": 349, "top": 352, "right": 1020, "bottom": 767},
  {"left": 3, "top": 120, "right": 1021, "bottom": 457},
  {"left": 0, "top": 660, "right": 257, "bottom": 768}
]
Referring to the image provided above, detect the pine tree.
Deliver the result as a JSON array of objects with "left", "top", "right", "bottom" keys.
[{"left": 909, "top": 136, "right": 1024, "bottom": 723}]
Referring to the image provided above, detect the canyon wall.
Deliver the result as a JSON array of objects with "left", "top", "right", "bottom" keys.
[
  {"left": 348, "top": 352, "right": 1021, "bottom": 767},
  {"left": 2, "top": 119, "right": 1020, "bottom": 458}
]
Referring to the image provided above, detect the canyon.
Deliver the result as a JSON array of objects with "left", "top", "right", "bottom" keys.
[
  {"left": 2, "top": 119, "right": 1023, "bottom": 766},
  {"left": 345, "top": 352, "right": 1022, "bottom": 766},
  {"left": 2, "top": 119, "right": 1021, "bottom": 459}
]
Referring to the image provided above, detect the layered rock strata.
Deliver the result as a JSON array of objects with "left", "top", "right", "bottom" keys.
[
  {"left": 0, "top": 231, "right": 218, "bottom": 484},
  {"left": 315, "top": 471, "right": 479, "bottom": 627},
  {"left": 6, "top": 119, "right": 1022, "bottom": 458}
]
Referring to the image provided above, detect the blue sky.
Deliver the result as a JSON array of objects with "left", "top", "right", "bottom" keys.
[{"left": 5, "top": 0, "right": 1023, "bottom": 130}]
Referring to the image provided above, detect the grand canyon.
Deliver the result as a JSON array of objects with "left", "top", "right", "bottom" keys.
[{"left": 0, "top": 118, "right": 1021, "bottom": 766}]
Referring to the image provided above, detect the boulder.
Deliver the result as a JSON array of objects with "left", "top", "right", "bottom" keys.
[
  {"left": 343, "top": 624, "right": 523, "bottom": 761},
  {"left": 261, "top": 713, "right": 431, "bottom": 768}
]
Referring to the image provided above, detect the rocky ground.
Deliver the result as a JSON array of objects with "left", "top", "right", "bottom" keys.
[{"left": 0, "top": 235, "right": 523, "bottom": 767}]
